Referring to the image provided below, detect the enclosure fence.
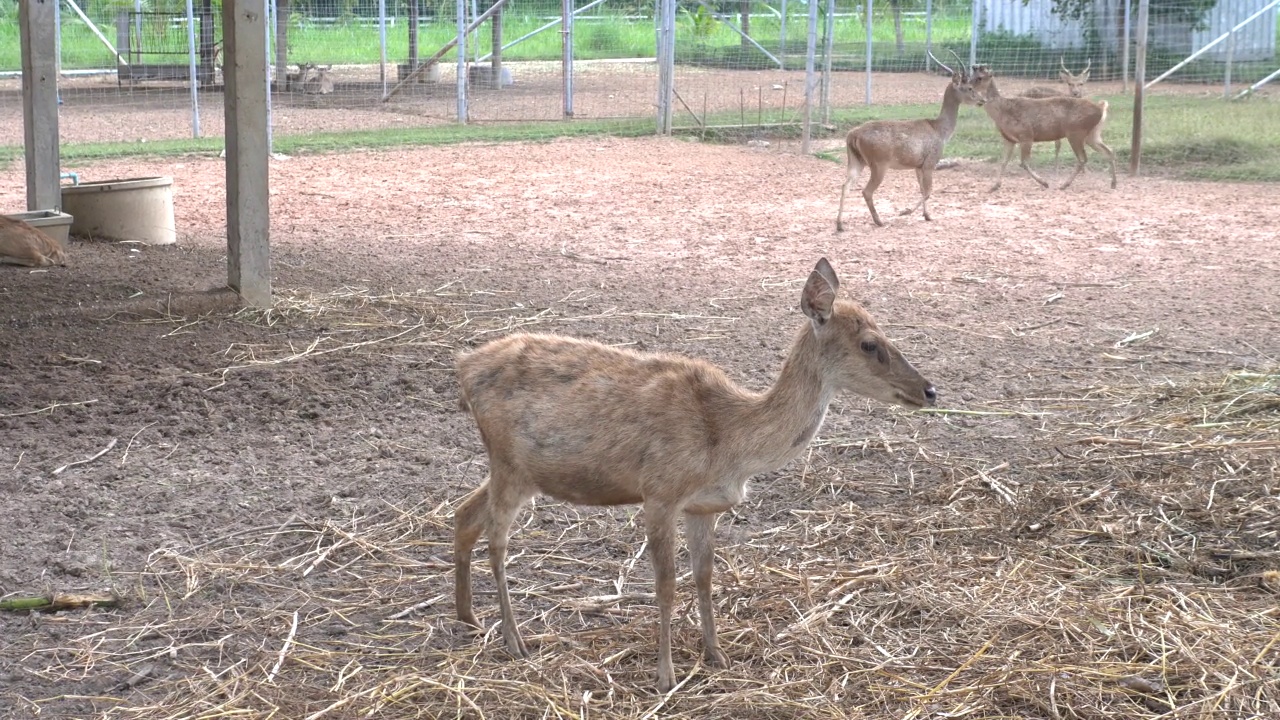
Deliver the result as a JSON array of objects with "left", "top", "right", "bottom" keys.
[{"left": 1, "top": 0, "right": 1277, "bottom": 150}]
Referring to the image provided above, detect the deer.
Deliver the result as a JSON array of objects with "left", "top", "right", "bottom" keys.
[
  {"left": 836, "top": 51, "right": 984, "bottom": 230},
  {"left": 969, "top": 63, "right": 1117, "bottom": 192},
  {"left": 1020, "top": 57, "right": 1093, "bottom": 171},
  {"left": 452, "top": 258, "right": 938, "bottom": 693},
  {"left": 286, "top": 63, "right": 314, "bottom": 92},
  {"left": 0, "top": 215, "right": 68, "bottom": 268},
  {"left": 302, "top": 65, "right": 334, "bottom": 95}
]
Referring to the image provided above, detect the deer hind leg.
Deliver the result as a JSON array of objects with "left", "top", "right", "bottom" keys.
[
  {"left": 1053, "top": 140, "right": 1063, "bottom": 173},
  {"left": 898, "top": 167, "right": 934, "bottom": 221},
  {"left": 1059, "top": 136, "right": 1089, "bottom": 190},
  {"left": 486, "top": 468, "right": 536, "bottom": 658},
  {"left": 454, "top": 483, "right": 490, "bottom": 628},
  {"left": 861, "top": 163, "right": 888, "bottom": 227},
  {"left": 836, "top": 150, "right": 865, "bottom": 232},
  {"left": 684, "top": 511, "right": 728, "bottom": 669},
  {"left": 646, "top": 502, "right": 680, "bottom": 692},
  {"left": 1019, "top": 142, "right": 1050, "bottom": 188},
  {"left": 1087, "top": 134, "right": 1118, "bottom": 189},
  {"left": 991, "top": 138, "right": 1017, "bottom": 192}
]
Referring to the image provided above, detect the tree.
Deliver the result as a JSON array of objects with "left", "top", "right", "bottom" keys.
[{"left": 1038, "top": 0, "right": 1219, "bottom": 30}]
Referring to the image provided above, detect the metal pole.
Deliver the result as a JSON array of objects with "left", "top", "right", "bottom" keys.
[
  {"left": 865, "top": 0, "right": 873, "bottom": 105},
  {"left": 656, "top": 0, "right": 676, "bottom": 134},
  {"left": 1122, "top": 0, "right": 1131, "bottom": 92},
  {"left": 379, "top": 0, "right": 388, "bottom": 93},
  {"left": 186, "top": 0, "right": 201, "bottom": 138},
  {"left": 471, "top": 0, "right": 481, "bottom": 63},
  {"left": 265, "top": 0, "right": 273, "bottom": 154},
  {"left": 55, "top": 0, "right": 62, "bottom": 104},
  {"left": 1130, "top": 0, "right": 1149, "bottom": 176},
  {"left": 969, "top": 0, "right": 980, "bottom": 68},
  {"left": 1223, "top": 30, "right": 1234, "bottom": 98},
  {"left": 821, "top": 0, "right": 835, "bottom": 122},
  {"left": 780, "top": 0, "right": 788, "bottom": 67},
  {"left": 925, "top": 0, "right": 933, "bottom": 72},
  {"left": 802, "top": 0, "right": 818, "bottom": 153},
  {"left": 563, "top": 0, "right": 574, "bottom": 117},
  {"left": 457, "top": 0, "right": 468, "bottom": 122}
]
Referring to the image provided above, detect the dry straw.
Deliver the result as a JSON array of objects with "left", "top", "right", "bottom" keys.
[{"left": 13, "top": 289, "right": 1279, "bottom": 719}]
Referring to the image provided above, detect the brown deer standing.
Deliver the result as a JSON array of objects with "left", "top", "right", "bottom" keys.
[
  {"left": 453, "top": 258, "right": 937, "bottom": 693},
  {"left": 1020, "top": 57, "right": 1092, "bottom": 171},
  {"left": 969, "top": 63, "right": 1117, "bottom": 192},
  {"left": 835, "top": 51, "right": 984, "bottom": 230},
  {"left": 0, "top": 215, "right": 67, "bottom": 268}
]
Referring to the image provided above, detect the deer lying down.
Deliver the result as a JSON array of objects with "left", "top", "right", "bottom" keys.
[
  {"left": 836, "top": 51, "right": 983, "bottom": 229},
  {"left": 0, "top": 215, "right": 68, "bottom": 268},
  {"left": 453, "top": 258, "right": 938, "bottom": 693}
]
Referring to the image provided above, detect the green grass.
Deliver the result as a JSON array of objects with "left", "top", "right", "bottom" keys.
[
  {"left": 0, "top": 117, "right": 654, "bottom": 167},
  {"left": 819, "top": 93, "right": 1280, "bottom": 182}
]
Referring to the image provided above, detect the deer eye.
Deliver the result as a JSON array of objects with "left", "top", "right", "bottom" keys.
[{"left": 860, "top": 340, "right": 878, "bottom": 354}]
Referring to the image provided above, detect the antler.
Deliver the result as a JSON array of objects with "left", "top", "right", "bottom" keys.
[
  {"left": 1060, "top": 55, "right": 1069, "bottom": 73},
  {"left": 927, "top": 49, "right": 954, "bottom": 76},
  {"left": 1083, "top": 58, "right": 1092, "bottom": 73},
  {"left": 948, "top": 49, "right": 969, "bottom": 77}
]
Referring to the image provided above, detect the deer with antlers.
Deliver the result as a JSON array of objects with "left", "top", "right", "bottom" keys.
[
  {"left": 1020, "top": 57, "right": 1092, "bottom": 171},
  {"left": 969, "top": 63, "right": 1117, "bottom": 192},
  {"left": 452, "top": 258, "right": 937, "bottom": 693},
  {"left": 836, "top": 52, "right": 984, "bottom": 230}
]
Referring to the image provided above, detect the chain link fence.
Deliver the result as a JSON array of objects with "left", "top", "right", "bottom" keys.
[{"left": 1, "top": 0, "right": 1277, "bottom": 151}]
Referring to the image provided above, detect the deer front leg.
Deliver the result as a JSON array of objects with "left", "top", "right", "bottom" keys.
[
  {"left": 991, "top": 139, "right": 1017, "bottom": 192},
  {"left": 646, "top": 504, "right": 680, "bottom": 693},
  {"left": 684, "top": 511, "right": 729, "bottom": 668},
  {"left": 899, "top": 168, "right": 934, "bottom": 221},
  {"left": 487, "top": 475, "right": 533, "bottom": 658},
  {"left": 1019, "top": 142, "right": 1050, "bottom": 188}
]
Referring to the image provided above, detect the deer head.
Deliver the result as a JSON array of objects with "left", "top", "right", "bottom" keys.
[{"left": 1059, "top": 57, "right": 1091, "bottom": 97}]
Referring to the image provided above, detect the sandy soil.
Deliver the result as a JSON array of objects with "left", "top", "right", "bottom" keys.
[{"left": 0, "top": 137, "right": 1277, "bottom": 718}]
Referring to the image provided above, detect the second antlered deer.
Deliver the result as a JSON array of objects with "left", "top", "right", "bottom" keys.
[
  {"left": 970, "top": 63, "right": 1117, "bottom": 192},
  {"left": 1020, "top": 57, "right": 1093, "bottom": 171},
  {"left": 453, "top": 258, "right": 937, "bottom": 693},
  {"left": 836, "top": 51, "right": 984, "bottom": 230}
]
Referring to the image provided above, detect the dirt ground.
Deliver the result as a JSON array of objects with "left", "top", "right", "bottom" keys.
[{"left": 1, "top": 137, "right": 1278, "bottom": 718}]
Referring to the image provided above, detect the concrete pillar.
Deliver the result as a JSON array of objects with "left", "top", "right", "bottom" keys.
[
  {"left": 223, "top": 0, "right": 272, "bottom": 307},
  {"left": 19, "top": 0, "right": 61, "bottom": 212}
]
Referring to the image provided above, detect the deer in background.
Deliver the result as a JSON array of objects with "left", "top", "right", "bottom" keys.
[
  {"left": 0, "top": 215, "right": 67, "bottom": 268},
  {"left": 452, "top": 258, "right": 937, "bottom": 693},
  {"left": 303, "top": 65, "right": 335, "bottom": 95},
  {"left": 969, "top": 63, "right": 1117, "bottom": 191},
  {"left": 836, "top": 51, "right": 984, "bottom": 230},
  {"left": 1021, "top": 57, "right": 1093, "bottom": 171}
]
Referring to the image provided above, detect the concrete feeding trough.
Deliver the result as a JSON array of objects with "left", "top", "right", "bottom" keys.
[
  {"left": 467, "top": 64, "right": 514, "bottom": 88},
  {"left": 61, "top": 176, "right": 176, "bottom": 245},
  {"left": 398, "top": 62, "right": 441, "bottom": 83},
  {"left": 4, "top": 209, "right": 75, "bottom": 246}
]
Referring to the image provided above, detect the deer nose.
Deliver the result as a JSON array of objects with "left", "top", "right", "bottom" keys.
[{"left": 923, "top": 386, "right": 938, "bottom": 405}]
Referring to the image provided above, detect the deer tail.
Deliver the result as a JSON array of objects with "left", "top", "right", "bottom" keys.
[{"left": 847, "top": 133, "right": 867, "bottom": 171}]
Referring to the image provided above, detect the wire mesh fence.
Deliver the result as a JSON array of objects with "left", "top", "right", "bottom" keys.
[{"left": 0, "top": 0, "right": 1277, "bottom": 149}]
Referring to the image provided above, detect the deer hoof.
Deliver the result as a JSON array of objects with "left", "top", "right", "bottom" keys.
[{"left": 706, "top": 646, "right": 730, "bottom": 668}]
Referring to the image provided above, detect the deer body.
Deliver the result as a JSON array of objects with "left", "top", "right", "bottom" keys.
[
  {"left": 453, "top": 259, "right": 936, "bottom": 693},
  {"left": 836, "top": 57, "right": 982, "bottom": 229},
  {"left": 0, "top": 215, "right": 67, "bottom": 268},
  {"left": 971, "top": 65, "right": 1117, "bottom": 191},
  {"left": 303, "top": 65, "right": 334, "bottom": 95},
  {"left": 1019, "top": 58, "right": 1092, "bottom": 171}
]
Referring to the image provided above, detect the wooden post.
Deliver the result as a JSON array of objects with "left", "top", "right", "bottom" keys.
[
  {"left": 656, "top": 0, "right": 676, "bottom": 134},
  {"left": 224, "top": 0, "right": 272, "bottom": 307},
  {"left": 1130, "top": 0, "right": 1149, "bottom": 176},
  {"left": 408, "top": 0, "right": 420, "bottom": 70},
  {"left": 562, "top": 0, "right": 574, "bottom": 117},
  {"left": 19, "top": 0, "right": 61, "bottom": 212},
  {"left": 801, "top": 0, "right": 818, "bottom": 153}
]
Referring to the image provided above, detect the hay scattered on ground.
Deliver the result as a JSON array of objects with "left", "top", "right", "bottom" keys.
[{"left": 11, "top": 293, "right": 1278, "bottom": 719}]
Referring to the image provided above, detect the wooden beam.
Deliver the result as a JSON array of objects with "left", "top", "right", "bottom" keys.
[
  {"left": 19, "top": 0, "right": 61, "bottom": 212},
  {"left": 223, "top": 0, "right": 272, "bottom": 307}
]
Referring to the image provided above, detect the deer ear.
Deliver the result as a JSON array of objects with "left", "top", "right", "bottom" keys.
[{"left": 801, "top": 260, "right": 838, "bottom": 325}]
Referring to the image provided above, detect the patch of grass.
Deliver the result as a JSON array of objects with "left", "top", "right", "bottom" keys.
[
  {"left": 0, "top": 118, "right": 654, "bottom": 167},
  {"left": 823, "top": 93, "right": 1280, "bottom": 182}
]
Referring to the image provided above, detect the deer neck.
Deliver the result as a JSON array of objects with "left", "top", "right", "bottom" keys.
[
  {"left": 733, "top": 323, "right": 837, "bottom": 476},
  {"left": 931, "top": 84, "right": 962, "bottom": 143}
]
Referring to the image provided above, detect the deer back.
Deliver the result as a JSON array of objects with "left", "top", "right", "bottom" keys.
[{"left": 0, "top": 215, "right": 67, "bottom": 268}]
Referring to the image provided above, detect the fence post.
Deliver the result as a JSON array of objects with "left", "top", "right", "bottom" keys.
[
  {"left": 802, "top": 0, "right": 819, "bottom": 153},
  {"left": 563, "top": 0, "right": 574, "bottom": 117},
  {"left": 821, "top": 0, "right": 835, "bottom": 122},
  {"left": 1223, "top": 29, "right": 1234, "bottom": 98},
  {"left": 457, "top": 0, "right": 468, "bottom": 123},
  {"left": 1122, "top": 0, "right": 1131, "bottom": 92},
  {"left": 925, "top": 0, "right": 933, "bottom": 72},
  {"left": 969, "top": 0, "right": 980, "bottom": 68},
  {"left": 186, "top": 0, "right": 201, "bottom": 138},
  {"left": 656, "top": 0, "right": 676, "bottom": 134},
  {"left": 1130, "top": 0, "right": 1149, "bottom": 176},
  {"left": 864, "top": 0, "right": 873, "bottom": 105},
  {"left": 780, "top": 0, "right": 788, "bottom": 67}
]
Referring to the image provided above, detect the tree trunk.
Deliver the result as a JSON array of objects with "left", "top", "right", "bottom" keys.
[
  {"left": 740, "top": 0, "right": 751, "bottom": 48},
  {"left": 274, "top": 0, "right": 291, "bottom": 92},
  {"left": 408, "top": 0, "right": 419, "bottom": 68}
]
